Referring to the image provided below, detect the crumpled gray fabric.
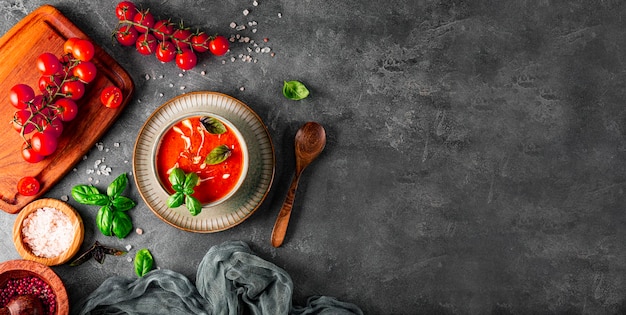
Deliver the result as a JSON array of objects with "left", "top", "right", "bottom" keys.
[{"left": 75, "top": 240, "right": 363, "bottom": 315}]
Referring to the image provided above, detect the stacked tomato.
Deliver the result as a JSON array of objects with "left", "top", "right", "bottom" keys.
[
  {"left": 11, "top": 38, "right": 96, "bottom": 163},
  {"left": 113, "top": 1, "right": 229, "bottom": 70}
]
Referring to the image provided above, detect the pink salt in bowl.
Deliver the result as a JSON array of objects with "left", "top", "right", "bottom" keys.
[{"left": 12, "top": 198, "right": 84, "bottom": 266}]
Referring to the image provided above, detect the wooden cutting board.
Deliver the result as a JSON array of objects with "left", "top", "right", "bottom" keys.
[{"left": 0, "top": 5, "right": 134, "bottom": 214}]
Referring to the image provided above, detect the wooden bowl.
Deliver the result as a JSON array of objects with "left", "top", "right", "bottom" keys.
[
  {"left": 0, "top": 259, "right": 69, "bottom": 315},
  {"left": 12, "top": 198, "right": 84, "bottom": 266}
]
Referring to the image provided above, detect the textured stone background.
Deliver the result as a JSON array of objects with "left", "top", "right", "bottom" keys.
[{"left": 1, "top": 0, "right": 626, "bottom": 313}]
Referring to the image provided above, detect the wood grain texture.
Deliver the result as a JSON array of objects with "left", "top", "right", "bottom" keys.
[
  {"left": 0, "top": 259, "right": 69, "bottom": 315},
  {"left": 0, "top": 5, "right": 134, "bottom": 213}
]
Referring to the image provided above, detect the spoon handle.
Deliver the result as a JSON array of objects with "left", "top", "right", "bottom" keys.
[{"left": 271, "top": 172, "right": 301, "bottom": 247}]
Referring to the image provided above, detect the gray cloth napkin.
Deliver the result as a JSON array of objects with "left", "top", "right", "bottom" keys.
[{"left": 75, "top": 240, "right": 363, "bottom": 315}]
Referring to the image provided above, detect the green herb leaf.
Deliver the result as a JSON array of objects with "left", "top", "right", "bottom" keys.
[
  {"left": 112, "top": 211, "right": 132, "bottom": 239},
  {"left": 107, "top": 173, "right": 128, "bottom": 198},
  {"left": 183, "top": 172, "right": 199, "bottom": 190},
  {"left": 96, "top": 206, "right": 114, "bottom": 236},
  {"left": 282, "top": 80, "right": 310, "bottom": 100},
  {"left": 167, "top": 191, "right": 185, "bottom": 208},
  {"left": 186, "top": 195, "right": 202, "bottom": 216},
  {"left": 134, "top": 249, "right": 154, "bottom": 277},
  {"left": 112, "top": 196, "right": 136, "bottom": 211},
  {"left": 200, "top": 116, "right": 227, "bottom": 134},
  {"left": 205, "top": 145, "right": 232, "bottom": 165},
  {"left": 169, "top": 168, "right": 186, "bottom": 189},
  {"left": 72, "top": 185, "right": 109, "bottom": 206}
]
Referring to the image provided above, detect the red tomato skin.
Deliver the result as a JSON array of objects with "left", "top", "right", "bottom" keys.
[
  {"left": 100, "top": 86, "right": 123, "bottom": 108},
  {"left": 22, "top": 143, "right": 45, "bottom": 164},
  {"left": 116, "top": 25, "right": 138, "bottom": 46},
  {"left": 72, "top": 39, "right": 95, "bottom": 62},
  {"left": 36, "top": 53, "right": 63, "bottom": 75},
  {"left": 10, "top": 84, "right": 35, "bottom": 109},
  {"left": 172, "top": 29, "right": 192, "bottom": 50},
  {"left": 153, "top": 20, "right": 174, "bottom": 41},
  {"left": 156, "top": 41, "right": 176, "bottom": 63},
  {"left": 54, "top": 98, "right": 79, "bottom": 121},
  {"left": 176, "top": 50, "right": 197, "bottom": 70},
  {"left": 191, "top": 33, "right": 210, "bottom": 52},
  {"left": 38, "top": 74, "right": 63, "bottom": 95},
  {"left": 116, "top": 1, "right": 137, "bottom": 21},
  {"left": 61, "top": 81, "right": 85, "bottom": 100},
  {"left": 73, "top": 61, "right": 97, "bottom": 83},
  {"left": 136, "top": 33, "right": 157, "bottom": 55},
  {"left": 17, "top": 176, "right": 41, "bottom": 195},
  {"left": 63, "top": 37, "right": 79, "bottom": 55},
  {"left": 209, "top": 35, "right": 229, "bottom": 56},
  {"left": 133, "top": 10, "right": 154, "bottom": 33},
  {"left": 31, "top": 131, "right": 58, "bottom": 156}
]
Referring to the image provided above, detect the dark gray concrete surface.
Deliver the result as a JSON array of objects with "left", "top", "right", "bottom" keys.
[{"left": 2, "top": 0, "right": 626, "bottom": 314}]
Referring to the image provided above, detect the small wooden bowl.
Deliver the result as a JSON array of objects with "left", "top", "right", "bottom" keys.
[
  {"left": 12, "top": 198, "right": 84, "bottom": 266},
  {"left": 0, "top": 259, "right": 69, "bottom": 315}
]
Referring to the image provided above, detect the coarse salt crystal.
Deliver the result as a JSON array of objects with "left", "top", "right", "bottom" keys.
[
  {"left": 253, "top": 0, "right": 258, "bottom": 6},
  {"left": 230, "top": 22, "right": 237, "bottom": 28},
  {"left": 125, "top": 245, "right": 132, "bottom": 251},
  {"left": 22, "top": 207, "right": 73, "bottom": 258},
  {"left": 136, "top": 228, "right": 143, "bottom": 235}
]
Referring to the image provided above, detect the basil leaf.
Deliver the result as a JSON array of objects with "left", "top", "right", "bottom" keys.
[
  {"left": 199, "top": 116, "right": 227, "bottom": 134},
  {"left": 112, "top": 196, "right": 136, "bottom": 211},
  {"left": 72, "top": 185, "right": 109, "bottom": 206},
  {"left": 134, "top": 249, "right": 154, "bottom": 277},
  {"left": 107, "top": 173, "right": 128, "bottom": 198},
  {"left": 167, "top": 192, "right": 185, "bottom": 208},
  {"left": 282, "top": 80, "right": 310, "bottom": 100},
  {"left": 183, "top": 172, "right": 199, "bottom": 190},
  {"left": 112, "top": 211, "right": 133, "bottom": 239},
  {"left": 205, "top": 145, "right": 232, "bottom": 165},
  {"left": 169, "top": 168, "right": 185, "bottom": 188},
  {"left": 186, "top": 195, "right": 202, "bottom": 216},
  {"left": 96, "top": 206, "right": 114, "bottom": 236}
]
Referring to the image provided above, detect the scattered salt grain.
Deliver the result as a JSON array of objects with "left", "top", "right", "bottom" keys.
[
  {"left": 243, "top": 9, "right": 249, "bottom": 16},
  {"left": 180, "top": 86, "right": 186, "bottom": 90},
  {"left": 96, "top": 142, "right": 104, "bottom": 151},
  {"left": 114, "top": 142, "right": 120, "bottom": 147},
  {"left": 145, "top": 74, "right": 150, "bottom": 80},
  {"left": 127, "top": 257, "right": 133, "bottom": 262},
  {"left": 136, "top": 228, "right": 143, "bottom": 235},
  {"left": 278, "top": 12, "right": 282, "bottom": 18},
  {"left": 22, "top": 207, "right": 73, "bottom": 258},
  {"left": 230, "top": 22, "right": 237, "bottom": 28},
  {"left": 261, "top": 47, "right": 271, "bottom": 53},
  {"left": 60, "top": 195, "right": 69, "bottom": 202},
  {"left": 253, "top": 0, "right": 258, "bottom": 6},
  {"left": 240, "top": 87, "right": 245, "bottom": 91},
  {"left": 178, "top": 73, "right": 184, "bottom": 77},
  {"left": 169, "top": 83, "right": 174, "bottom": 87},
  {"left": 159, "top": 93, "right": 164, "bottom": 97},
  {"left": 236, "top": 25, "right": 246, "bottom": 31},
  {"left": 201, "top": 71, "right": 206, "bottom": 75},
  {"left": 125, "top": 245, "right": 132, "bottom": 251}
]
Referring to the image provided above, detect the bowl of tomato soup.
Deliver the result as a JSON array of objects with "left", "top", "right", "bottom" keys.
[{"left": 155, "top": 114, "right": 248, "bottom": 207}]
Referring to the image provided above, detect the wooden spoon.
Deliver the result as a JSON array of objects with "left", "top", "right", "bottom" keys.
[
  {"left": 271, "top": 122, "right": 327, "bottom": 247},
  {"left": 0, "top": 295, "right": 44, "bottom": 315}
]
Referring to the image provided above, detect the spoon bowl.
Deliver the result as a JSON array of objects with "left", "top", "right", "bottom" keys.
[{"left": 271, "top": 122, "right": 326, "bottom": 247}]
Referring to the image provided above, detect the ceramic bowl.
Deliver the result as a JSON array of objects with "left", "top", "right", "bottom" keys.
[
  {"left": 0, "top": 259, "right": 69, "bottom": 315},
  {"left": 12, "top": 198, "right": 84, "bottom": 266}
]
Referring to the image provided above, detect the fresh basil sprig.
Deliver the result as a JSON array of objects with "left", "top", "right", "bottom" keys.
[
  {"left": 72, "top": 173, "right": 136, "bottom": 238},
  {"left": 282, "top": 80, "right": 310, "bottom": 100},
  {"left": 200, "top": 116, "right": 227, "bottom": 134},
  {"left": 205, "top": 144, "right": 232, "bottom": 165},
  {"left": 167, "top": 168, "right": 202, "bottom": 216},
  {"left": 134, "top": 248, "right": 154, "bottom": 277}
]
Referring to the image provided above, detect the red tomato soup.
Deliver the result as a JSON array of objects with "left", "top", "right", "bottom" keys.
[{"left": 156, "top": 116, "right": 245, "bottom": 205}]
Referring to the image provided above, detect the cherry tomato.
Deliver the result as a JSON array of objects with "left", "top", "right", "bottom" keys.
[
  {"left": 209, "top": 35, "right": 229, "bottom": 56},
  {"left": 42, "top": 116, "right": 64, "bottom": 138},
  {"left": 156, "top": 40, "right": 176, "bottom": 63},
  {"left": 30, "top": 95, "right": 45, "bottom": 111},
  {"left": 133, "top": 10, "right": 154, "bottom": 33},
  {"left": 12, "top": 110, "right": 33, "bottom": 133},
  {"left": 172, "top": 28, "right": 192, "bottom": 50},
  {"left": 115, "top": 25, "right": 138, "bottom": 46},
  {"left": 136, "top": 33, "right": 157, "bottom": 55},
  {"left": 17, "top": 176, "right": 41, "bottom": 195},
  {"left": 72, "top": 39, "right": 95, "bottom": 62},
  {"left": 63, "top": 37, "right": 79, "bottom": 55},
  {"left": 61, "top": 81, "right": 85, "bottom": 100},
  {"left": 38, "top": 74, "right": 62, "bottom": 95},
  {"left": 36, "top": 53, "right": 63, "bottom": 75},
  {"left": 9, "top": 84, "right": 35, "bottom": 109},
  {"left": 21, "top": 143, "right": 45, "bottom": 164},
  {"left": 72, "top": 61, "right": 97, "bottom": 83},
  {"left": 54, "top": 98, "right": 78, "bottom": 121},
  {"left": 115, "top": 1, "right": 137, "bottom": 21},
  {"left": 31, "top": 131, "right": 58, "bottom": 156},
  {"left": 100, "top": 86, "right": 123, "bottom": 108},
  {"left": 176, "top": 49, "right": 197, "bottom": 70},
  {"left": 153, "top": 19, "right": 174, "bottom": 41},
  {"left": 191, "top": 32, "right": 210, "bottom": 52}
]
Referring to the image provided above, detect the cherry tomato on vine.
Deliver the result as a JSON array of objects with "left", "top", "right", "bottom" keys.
[
  {"left": 42, "top": 116, "right": 64, "bottom": 138},
  {"left": 100, "top": 86, "right": 123, "bottom": 108},
  {"left": 31, "top": 131, "right": 58, "bottom": 156},
  {"left": 191, "top": 32, "right": 210, "bottom": 52},
  {"left": 54, "top": 98, "right": 79, "bottom": 122},
  {"left": 115, "top": 1, "right": 137, "bottom": 21},
  {"left": 176, "top": 49, "right": 197, "bottom": 70},
  {"left": 12, "top": 110, "right": 33, "bottom": 133},
  {"left": 209, "top": 35, "right": 229, "bottom": 56},
  {"left": 72, "top": 39, "right": 95, "bottom": 62},
  {"left": 21, "top": 143, "right": 45, "bottom": 164},
  {"left": 36, "top": 53, "right": 63, "bottom": 75},
  {"left": 136, "top": 33, "right": 157, "bottom": 55},
  {"left": 61, "top": 81, "right": 85, "bottom": 100},
  {"left": 73, "top": 61, "right": 97, "bottom": 83},
  {"left": 153, "top": 19, "right": 174, "bottom": 41},
  {"left": 116, "top": 25, "right": 138, "bottom": 46},
  {"left": 30, "top": 95, "right": 45, "bottom": 111},
  {"left": 133, "top": 10, "right": 154, "bottom": 33},
  {"left": 9, "top": 84, "right": 35, "bottom": 109},
  {"left": 156, "top": 41, "right": 176, "bottom": 63},
  {"left": 172, "top": 28, "right": 192, "bottom": 50},
  {"left": 17, "top": 176, "right": 41, "bottom": 195},
  {"left": 38, "top": 74, "right": 62, "bottom": 95},
  {"left": 63, "top": 37, "right": 79, "bottom": 55}
]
